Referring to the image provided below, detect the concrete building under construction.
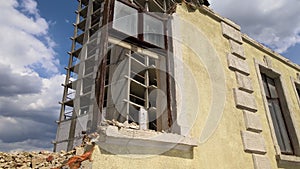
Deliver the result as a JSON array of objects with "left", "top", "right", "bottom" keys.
[{"left": 54, "top": 0, "right": 300, "bottom": 168}]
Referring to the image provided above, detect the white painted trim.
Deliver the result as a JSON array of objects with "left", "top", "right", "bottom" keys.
[
  {"left": 277, "top": 154, "right": 300, "bottom": 165},
  {"left": 98, "top": 126, "right": 198, "bottom": 153}
]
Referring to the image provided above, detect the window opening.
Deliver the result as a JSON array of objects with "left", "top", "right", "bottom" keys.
[{"left": 261, "top": 73, "right": 294, "bottom": 155}]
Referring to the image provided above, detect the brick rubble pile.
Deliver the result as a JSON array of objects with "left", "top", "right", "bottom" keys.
[
  {"left": 0, "top": 149, "right": 78, "bottom": 169},
  {"left": 0, "top": 133, "right": 96, "bottom": 169}
]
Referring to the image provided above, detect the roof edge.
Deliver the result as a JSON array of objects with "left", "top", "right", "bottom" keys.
[{"left": 195, "top": 5, "right": 300, "bottom": 71}]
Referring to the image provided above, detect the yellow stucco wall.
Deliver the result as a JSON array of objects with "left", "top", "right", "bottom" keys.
[
  {"left": 91, "top": 4, "right": 300, "bottom": 169},
  {"left": 244, "top": 41, "right": 300, "bottom": 169}
]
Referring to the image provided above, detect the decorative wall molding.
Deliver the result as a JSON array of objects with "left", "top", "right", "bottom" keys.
[
  {"left": 227, "top": 54, "right": 250, "bottom": 75},
  {"left": 243, "top": 110, "right": 262, "bottom": 133},
  {"left": 236, "top": 72, "right": 254, "bottom": 93},
  {"left": 229, "top": 39, "right": 245, "bottom": 59},
  {"left": 241, "top": 131, "right": 267, "bottom": 154},
  {"left": 233, "top": 89, "right": 257, "bottom": 112},
  {"left": 252, "top": 154, "right": 272, "bottom": 169},
  {"left": 221, "top": 22, "right": 242, "bottom": 44},
  {"left": 221, "top": 21, "right": 272, "bottom": 169}
]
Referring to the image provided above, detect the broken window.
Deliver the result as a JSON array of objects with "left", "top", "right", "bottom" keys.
[
  {"left": 112, "top": 0, "right": 166, "bottom": 49},
  {"left": 100, "top": 40, "right": 171, "bottom": 132},
  {"left": 143, "top": 13, "right": 165, "bottom": 48},
  {"left": 95, "top": 0, "right": 175, "bottom": 132},
  {"left": 113, "top": 1, "right": 138, "bottom": 37},
  {"left": 261, "top": 73, "right": 294, "bottom": 155}
]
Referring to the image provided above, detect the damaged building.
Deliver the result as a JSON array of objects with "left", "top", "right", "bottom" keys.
[{"left": 54, "top": 0, "right": 300, "bottom": 168}]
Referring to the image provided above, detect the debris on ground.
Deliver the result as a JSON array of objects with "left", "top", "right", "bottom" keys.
[{"left": 0, "top": 133, "right": 95, "bottom": 169}]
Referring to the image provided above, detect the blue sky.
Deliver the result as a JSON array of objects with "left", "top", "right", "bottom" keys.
[
  {"left": 0, "top": 0, "right": 299, "bottom": 152},
  {"left": 37, "top": 0, "right": 77, "bottom": 75},
  {"left": 0, "top": 0, "right": 78, "bottom": 152},
  {"left": 283, "top": 44, "right": 300, "bottom": 65}
]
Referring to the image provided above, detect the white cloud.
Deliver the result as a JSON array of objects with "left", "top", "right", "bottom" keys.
[
  {"left": 65, "top": 19, "right": 70, "bottom": 24},
  {"left": 210, "top": 0, "right": 300, "bottom": 53},
  {"left": 0, "top": 74, "right": 64, "bottom": 115},
  {"left": 25, "top": 74, "right": 65, "bottom": 112},
  {"left": 0, "top": 139, "right": 52, "bottom": 152},
  {"left": 0, "top": 0, "right": 64, "bottom": 152},
  {"left": 0, "top": 63, "right": 42, "bottom": 97},
  {"left": 0, "top": 115, "right": 54, "bottom": 142},
  {"left": 0, "top": 1, "right": 48, "bottom": 36},
  {"left": 0, "top": 0, "right": 58, "bottom": 75},
  {"left": 21, "top": 0, "right": 38, "bottom": 15}
]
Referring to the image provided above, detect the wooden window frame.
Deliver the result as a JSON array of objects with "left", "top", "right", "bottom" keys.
[
  {"left": 103, "top": 0, "right": 174, "bottom": 131},
  {"left": 291, "top": 77, "right": 300, "bottom": 108},
  {"left": 97, "top": 0, "right": 176, "bottom": 133},
  {"left": 100, "top": 37, "right": 175, "bottom": 132},
  {"left": 255, "top": 59, "right": 300, "bottom": 164},
  {"left": 261, "top": 73, "right": 294, "bottom": 155},
  {"left": 109, "top": 0, "right": 168, "bottom": 50}
]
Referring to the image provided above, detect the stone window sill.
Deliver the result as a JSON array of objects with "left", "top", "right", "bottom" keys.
[
  {"left": 96, "top": 125, "right": 198, "bottom": 154},
  {"left": 276, "top": 154, "right": 300, "bottom": 165}
]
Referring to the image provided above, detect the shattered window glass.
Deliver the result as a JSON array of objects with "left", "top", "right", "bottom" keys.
[
  {"left": 113, "top": 1, "right": 138, "bottom": 37},
  {"left": 143, "top": 14, "right": 165, "bottom": 48}
]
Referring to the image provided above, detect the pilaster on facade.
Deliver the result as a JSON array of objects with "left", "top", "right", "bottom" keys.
[{"left": 221, "top": 21, "right": 272, "bottom": 169}]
